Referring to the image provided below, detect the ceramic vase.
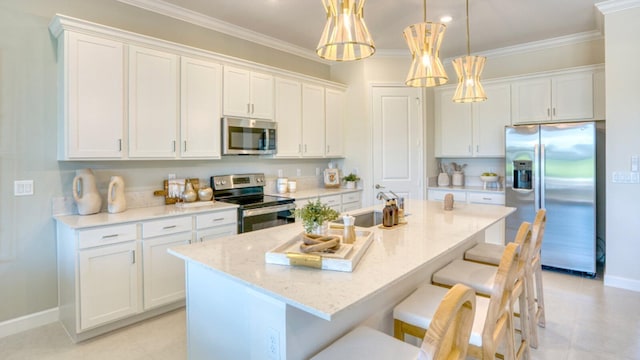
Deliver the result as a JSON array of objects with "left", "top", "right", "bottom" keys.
[
  {"left": 452, "top": 171, "right": 464, "bottom": 187},
  {"left": 437, "top": 172, "right": 450, "bottom": 187},
  {"left": 107, "top": 176, "right": 127, "bottom": 214},
  {"left": 198, "top": 186, "right": 213, "bottom": 201},
  {"left": 72, "top": 168, "right": 102, "bottom": 215}
]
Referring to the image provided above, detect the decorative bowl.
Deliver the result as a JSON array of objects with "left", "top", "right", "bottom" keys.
[{"left": 480, "top": 175, "right": 499, "bottom": 183}]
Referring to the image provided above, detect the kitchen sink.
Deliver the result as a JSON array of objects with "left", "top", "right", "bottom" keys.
[{"left": 334, "top": 210, "right": 384, "bottom": 227}]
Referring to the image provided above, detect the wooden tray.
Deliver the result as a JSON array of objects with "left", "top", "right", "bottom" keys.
[{"left": 265, "top": 229, "right": 373, "bottom": 272}]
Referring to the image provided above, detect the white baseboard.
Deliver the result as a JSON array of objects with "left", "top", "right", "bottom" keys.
[
  {"left": 0, "top": 308, "right": 59, "bottom": 339},
  {"left": 604, "top": 274, "right": 640, "bottom": 292}
]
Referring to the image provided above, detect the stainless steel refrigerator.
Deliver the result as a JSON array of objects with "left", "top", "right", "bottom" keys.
[{"left": 505, "top": 122, "right": 600, "bottom": 275}]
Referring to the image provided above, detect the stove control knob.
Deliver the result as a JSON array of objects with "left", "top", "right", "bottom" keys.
[
  {"left": 221, "top": 180, "right": 227, "bottom": 185},
  {"left": 257, "top": 177, "right": 263, "bottom": 183},
  {"left": 215, "top": 180, "right": 221, "bottom": 186}
]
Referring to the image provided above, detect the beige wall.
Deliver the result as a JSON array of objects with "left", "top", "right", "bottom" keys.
[
  {"left": 0, "top": 0, "right": 333, "bottom": 323},
  {"left": 602, "top": 5, "right": 640, "bottom": 290}
]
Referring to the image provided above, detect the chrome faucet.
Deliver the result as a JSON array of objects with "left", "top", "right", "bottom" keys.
[{"left": 377, "top": 192, "right": 390, "bottom": 201}]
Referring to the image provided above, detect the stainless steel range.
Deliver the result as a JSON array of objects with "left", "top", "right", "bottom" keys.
[{"left": 211, "top": 173, "right": 296, "bottom": 233}]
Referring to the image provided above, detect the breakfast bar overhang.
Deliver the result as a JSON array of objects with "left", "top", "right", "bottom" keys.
[{"left": 169, "top": 200, "right": 515, "bottom": 359}]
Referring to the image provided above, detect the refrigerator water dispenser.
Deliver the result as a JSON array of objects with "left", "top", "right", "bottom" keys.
[{"left": 513, "top": 160, "right": 532, "bottom": 190}]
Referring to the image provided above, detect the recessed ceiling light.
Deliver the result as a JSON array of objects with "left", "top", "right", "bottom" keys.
[{"left": 440, "top": 15, "right": 452, "bottom": 23}]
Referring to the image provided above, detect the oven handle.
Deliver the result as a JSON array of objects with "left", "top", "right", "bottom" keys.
[{"left": 242, "top": 203, "right": 296, "bottom": 218}]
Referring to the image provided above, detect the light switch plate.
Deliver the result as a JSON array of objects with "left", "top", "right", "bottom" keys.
[
  {"left": 14, "top": 180, "right": 34, "bottom": 196},
  {"left": 612, "top": 172, "right": 640, "bottom": 184},
  {"left": 632, "top": 156, "right": 638, "bottom": 172}
]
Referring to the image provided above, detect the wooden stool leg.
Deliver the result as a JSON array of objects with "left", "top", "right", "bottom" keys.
[{"left": 534, "top": 262, "right": 546, "bottom": 328}]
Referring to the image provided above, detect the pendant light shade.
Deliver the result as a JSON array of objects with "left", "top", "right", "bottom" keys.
[
  {"left": 452, "top": 0, "right": 487, "bottom": 102},
  {"left": 316, "top": 0, "right": 375, "bottom": 61},
  {"left": 403, "top": 0, "right": 448, "bottom": 87},
  {"left": 452, "top": 55, "right": 487, "bottom": 102},
  {"left": 404, "top": 22, "right": 448, "bottom": 87}
]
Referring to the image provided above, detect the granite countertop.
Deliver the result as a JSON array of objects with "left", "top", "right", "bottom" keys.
[
  {"left": 54, "top": 201, "right": 238, "bottom": 229},
  {"left": 168, "top": 199, "right": 515, "bottom": 320}
]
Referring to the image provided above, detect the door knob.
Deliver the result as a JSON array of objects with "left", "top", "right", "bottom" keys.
[{"left": 375, "top": 184, "right": 385, "bottom": 189}]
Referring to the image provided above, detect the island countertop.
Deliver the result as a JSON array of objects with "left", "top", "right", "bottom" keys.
[{"left": 169, "top": 199, "right": 515, "bottom": 321}]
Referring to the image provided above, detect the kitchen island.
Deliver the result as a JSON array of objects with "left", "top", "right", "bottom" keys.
[{"left": 168, "top": 199, "right": 515, "bottom": 359}]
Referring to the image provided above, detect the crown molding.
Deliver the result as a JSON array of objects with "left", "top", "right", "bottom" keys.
[
  {"left": 596, "top": 0, "right": 640, "bottom": 14},
  {"left": 116, "top": 0, "right": 324, "bottom": 63}
]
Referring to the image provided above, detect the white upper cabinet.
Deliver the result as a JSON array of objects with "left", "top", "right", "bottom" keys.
[
  {"left": 180, "top": 57, "right": 222, "bottom": 159},
  {"left": 435, "top": 89, "right": 472, "bottom": 157},
  {"left": 511, "top": 70, "right": 595, "bottom": 124},
  {"left": 473, "top": 83, "right": 511, "bottom": 157},
  {"left": 274, "top": 78, "right": 302, "bottom": 157},
  {"left": 325, "top": 88, "right": 345, "bottom": 157},
  {"left": 59, "top": 32, "right": 125, "bottom": 159},
  {"left": 436, "top": 82, "right": 511, "bottom": 158},
  {"left": 128, "top": 46, "right": 179, "bottom": 158},
  {"left": 301, "top": 84, "right": 326, "bottom": 157},
  {"left": 223, "top": 66, "right": 274, "bottom": 120}
]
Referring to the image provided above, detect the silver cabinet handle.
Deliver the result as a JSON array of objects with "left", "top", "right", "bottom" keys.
[
  {"left": 172, "top": 140, "right": 176, "bottom": 152},
  {"left": 183, "top": 140, "right": 187, "bottom": 152},
  {"left": 247, "top": 103, "right": 251, "bottom": 114},
  {"left": 552, "top": 108, "right": 556, "bottom": 116},
  {"left": 211, "top": 218, "right": 225, "bottom": 222},
  {"left": 118, "top": 139, "right": 122, "bottom": 152},
  {"left": 131, "top": 250, "right": 135, "bottom": 264},
  {"left": 162, "top": 225, "right": 177, "bottom": 230},
  {"left": 101, "top": 234, "right": 119, "bottom": 239},
  {"left": 326, "top": 145, "right": 330, "bottom": 153},
  {"left": 304, "top": 144, "right": 307, "bottom": 153},
  {"left": 547, "top": 108, "right": 551, "bottom": 117}
]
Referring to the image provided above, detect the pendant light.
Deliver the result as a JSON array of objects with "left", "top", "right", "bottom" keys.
[
  {"left": 316, "top": 0, "right": 375, "bottom": 61},
  {"left": 403, "top": 0, "right": 448, "bottom": 87},
  {"left": 452, "top": 0, "right": 487, "bottom": 102}
]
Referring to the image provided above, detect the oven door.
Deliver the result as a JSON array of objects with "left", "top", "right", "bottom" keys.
[
  {"left": 240, "top": 203, "right": 295, "bottom": 233},
  {"left": 222, "top": 117, "right": 277, "bottom": 155}
]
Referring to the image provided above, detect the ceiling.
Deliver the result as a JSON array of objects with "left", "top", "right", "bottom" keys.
[{"left": 120, "top": 0, "right": 604, "bottom": 61}]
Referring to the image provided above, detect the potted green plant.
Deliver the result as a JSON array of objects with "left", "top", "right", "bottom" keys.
[
  {"left": 295, "top": 198, "right": 340, "bottom": 235},
  {"left": 342, "top": 173, "right": 360, "bottom": 189}
]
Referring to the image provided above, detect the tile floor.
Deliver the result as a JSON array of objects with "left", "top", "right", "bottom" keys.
[{"left": 1, "top": 268, "right": 639, "bottom": 359}]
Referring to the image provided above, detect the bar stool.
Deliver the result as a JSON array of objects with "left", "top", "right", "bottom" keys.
[
  {"left": 464, "top": 209, "right": 547, "bottom": 347},
  {"left": 311, "top": 284, "right": 476, "bottom": 360},
  {"left": 394, "top": 239, "right": 524, "bottom": 360},
  {"left": 429, "top": 222, "right": 533, "bottom": 359}
]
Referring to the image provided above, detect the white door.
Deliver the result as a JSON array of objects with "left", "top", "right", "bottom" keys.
[
  {"left": 372, "top": 86, "right": 424, "bottom": 204},
  {"left": 142, "top": 233, "right": 190, "bottom": 310}
]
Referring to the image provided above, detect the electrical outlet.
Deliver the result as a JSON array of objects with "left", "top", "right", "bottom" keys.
[
  {"left": 266, "top": 327, "right": 280, "bottom": 359},
  {"left": 296, "top": 168, "right": 301, "bottom": 177},
  {"left": 316, "top": 168, "right": 320, "bottom": 176},
  {"left": 612, "top": 171, "right": 640, "bottom": 184},
  {"left": 277, "top": 169, "right": 283, "bottom": 178},
  {"left": 14, "top": 180, "right": 34, "bottom": 196}
]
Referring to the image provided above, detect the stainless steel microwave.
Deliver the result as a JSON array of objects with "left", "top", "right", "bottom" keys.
[{"left": 222, "top": 117, "right": 277, "bottom": 155}]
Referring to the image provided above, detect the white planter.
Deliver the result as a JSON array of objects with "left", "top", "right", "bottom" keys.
[{"left": 344, "top": 181, "right": 356, "bottom": 189}]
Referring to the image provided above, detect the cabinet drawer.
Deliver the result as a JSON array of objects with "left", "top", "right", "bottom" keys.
[
  {"left": 195, "top": 223, "right": 237, "bottom": 242},
  {"left": 468, "top": 192, "right": 505, "bottom": 205},
  {"left": 342, "top": 192, "right": 360, "bottom": 204},
  {"left": 320, "top": 194, "right": 341, "bottom": 207},
  {"left": 78, "top": 224, "right": 137, "bottom": 249},
  {"left": 428, "top": 190, "right": 467, "bottom": 202},
  {"left": 196, "top": 210, "right": 237, "bottom": 230},
  {"left": 142, "top": 216, "right": 192, "bottom": 238}
]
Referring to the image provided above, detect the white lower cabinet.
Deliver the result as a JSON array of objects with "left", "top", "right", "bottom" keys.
[
  {"left": 341, "top": 192, "right": 362, "bottom": 212},
  {"left": 320, "top": 194, "right": 342, "bottom": 212},
  {"left": 428, "top": 189, "right": 505, "bottom": 245},
  {"left": 56, "top": 208, "right": 238, "bottom": 342},
  {"left": 141, "top": 216, "right": 192, "bottom": 310},
  {"left": 78, "top": 240, "right": 139, "bottom": 330},
  {"left": 294, "top": 191, "right": 362, "bottom": 216}
]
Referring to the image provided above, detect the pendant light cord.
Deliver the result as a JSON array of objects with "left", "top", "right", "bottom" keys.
[
  {"left": 423, "top": 0, "right": 427, "bottom": 22},
  {"left": 465, "top": 0, "right": 471, "bottom": 55}
]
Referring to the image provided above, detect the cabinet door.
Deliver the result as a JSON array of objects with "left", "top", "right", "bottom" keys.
[
  {"left": 274, "top": 78, "right": 302, "bottom": 157},
  {"left": 223, "top": 66, "right": 251, "bottom": 117},
  {"left": 64, "top": 32, "right": 124, "bottom": 159},
  {"left": 129, "top": 46, "right": 178, "bottom": 158},
  {"left": 142, "top": 233, "right": 190, "bottom": 310},
  {"left": 180, "top": 57, "right": 222, "bottom": 158},
  {"left": 79, "top": 241, "right": 139, "bottom": 330},
  {"left": 325, "top": 88, "right": 345, "bottom": 157},
  {"left": 473, "top": 83, "right": 511, "bottom": 157},
  {"left": 250, "top": 72, "right": 274, "bottom": 119},
  {"left": 301, "top": 84, "right": 326, "bottom": 157},
  {"left": 435, "top": 89, "right": 472, "bottom": 157},
  {"left": 511, "top": 77, "right": 551, "bottom": 124},
  {"left": 552, "top": 72, "right": 593, "bottom": 121}
]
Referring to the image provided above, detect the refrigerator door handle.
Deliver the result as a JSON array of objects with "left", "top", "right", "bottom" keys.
[
  {"left": 540, "top": 144, "right": 546, "bottom": 209},
  {"left": 534, "top": 143, "right": 540, "bottom": 210}
]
